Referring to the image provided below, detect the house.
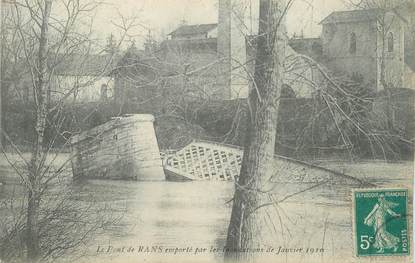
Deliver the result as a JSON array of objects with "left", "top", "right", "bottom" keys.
[
  {"left": 51, "top": 54, "right": 119, "bottom": 103},
  {"left": 320, "top": 7, "right": 414, "bottom": 91},
  {"left": 159, "top": 24, "right": 218, "bottom": 70},
  {"left": 114, "top": 24, "right": 223, "bottom": 106},
  {"left": 159, "top": 24, "right": 222, "bottom": 99},
  {"left": 4, "top": 53, "right": 119, "bottom": 106},
  {"left": 167, "top": 23, "right": 218, "bottom": 40}
]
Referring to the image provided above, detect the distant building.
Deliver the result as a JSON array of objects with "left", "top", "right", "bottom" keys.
[
  {"left": 114, "top": 1, "right": 415, "bottom": 105},
  {"left": 51, "top": 54, "right": 118, "bottom": 103},
  {"left": 115, "top": 27, "right": 321, "bottom": 102},
  {"left": 5, "top": 53, "right": 119, "bottom": 105},
  {"left": 320, "top": 7, "right": 414, "bottom": 91},
  {"left": 167, "top": 23, "right": 218, "bottom": 40},
  {"left": 114, "top": 25, "right": 222, "bottom": 105},
  {"left": 159, "top": 24, "right": 223, "bottom": 99},
  {"left": 114, "top": 0, "right": 253, "bottom": 101}
]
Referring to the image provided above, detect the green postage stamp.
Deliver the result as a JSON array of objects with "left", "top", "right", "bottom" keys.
[{"left": 353, "top": 188, "right": 410, "bottom": 257}]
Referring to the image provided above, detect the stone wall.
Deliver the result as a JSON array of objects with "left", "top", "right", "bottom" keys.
[
  {"left": 70, "top": 114, "right": 165, "bottom": 180},
  {"left": 322, "top": 12, "right": 406, "bottom": 91},
  {"left": 322, "top": 20, "right": 378, "bottom": 88}
]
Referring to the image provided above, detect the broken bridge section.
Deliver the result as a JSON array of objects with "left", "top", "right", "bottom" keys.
[
  {"left": 163, "top": 140, "right": 369, "bottom": 186},
  {"left": 71, "top": 114, "right": 165, "bottom": 181},
  {"left": 163, "top": 140, "right": 243, "bottom": 181}
]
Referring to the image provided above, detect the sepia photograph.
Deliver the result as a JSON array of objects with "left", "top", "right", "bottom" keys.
[{"left": 0, "top": 0, "right": 414, "bottom": 262}]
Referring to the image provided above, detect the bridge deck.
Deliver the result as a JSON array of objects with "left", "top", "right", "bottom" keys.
[
  {"left": 164, "top": 141, "right": 242, "bottom": 181},
  {"left": 163, "top": 140, "right": 370, "bottom": 185}
]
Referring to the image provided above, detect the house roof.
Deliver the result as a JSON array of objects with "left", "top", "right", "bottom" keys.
[
  {"left": 168, "top": 23, "right": 217, "bottom": 37},
  {"left": 52, "top": 53, "right": 120, "bottom": 76},
  {"left": 320, "top": 9, "right": 383, "bottom": 24}
]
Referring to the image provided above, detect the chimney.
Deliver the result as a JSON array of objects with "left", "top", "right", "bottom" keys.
[
  {"left": 217, "top": 0, "right": 232, "bottom": 99},
  {"left": 217, "top": 0, "right": 250, "bottom": 100}
]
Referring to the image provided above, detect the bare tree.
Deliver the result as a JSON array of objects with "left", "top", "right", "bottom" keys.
[
  {"left": 224, "top": 0, "right": 289, "bottom": 262},
  {"left": 222, "top": 4, "right": 412, "bottom": 259},
  {"left": 25, "top": 2, "right": 53, "bottom": 260},
  {"left": 0, "top": 1, "right": 140, "bottom": 262}
]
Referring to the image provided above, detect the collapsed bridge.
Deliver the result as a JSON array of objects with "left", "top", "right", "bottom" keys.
[{"left": 162, "top": 140, "right": 368, "bottom": 185}]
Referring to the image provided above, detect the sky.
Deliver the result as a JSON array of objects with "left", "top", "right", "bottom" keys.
[{"left": 91, "top": 0, "right": 349, "bottom": 48}]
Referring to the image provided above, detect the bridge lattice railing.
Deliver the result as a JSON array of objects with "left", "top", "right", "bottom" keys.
[{"left": 164, "top": 141, "right": 243, "bottom": 180}]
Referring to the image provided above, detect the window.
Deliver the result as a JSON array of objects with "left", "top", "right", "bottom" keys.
[
  {"left": 350, "top": 33, "right": 356, "bottom": 54},
  {"left": 100, "top": 84, "right": 108, "bottom": 100},
  {"left": 387, "top": 32, "right": 394, "bottom": 52}
]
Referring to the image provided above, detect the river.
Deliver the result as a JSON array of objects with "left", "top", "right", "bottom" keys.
[{"left": 0, "top": 159, "right": 413, "bottom": 263}]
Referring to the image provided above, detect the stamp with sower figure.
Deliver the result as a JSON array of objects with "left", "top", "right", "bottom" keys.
[{"left": 353, "top": 188, "right": 410, "bottom": 256}]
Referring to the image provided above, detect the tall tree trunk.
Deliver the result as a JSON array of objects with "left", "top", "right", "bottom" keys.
[
  {"left": 224, "top": 0, "right": 286, "bottom": 262},
  {"left": 27, "top": 1, "right": 52, "bottom": 262}
]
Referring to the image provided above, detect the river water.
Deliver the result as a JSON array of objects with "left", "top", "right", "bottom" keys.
[
  {"left": 72, "top": 180, "right": 233, "bottom": 263},
  {"left": 0, "top": 160, "right": 413, "bottom": 263}
]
